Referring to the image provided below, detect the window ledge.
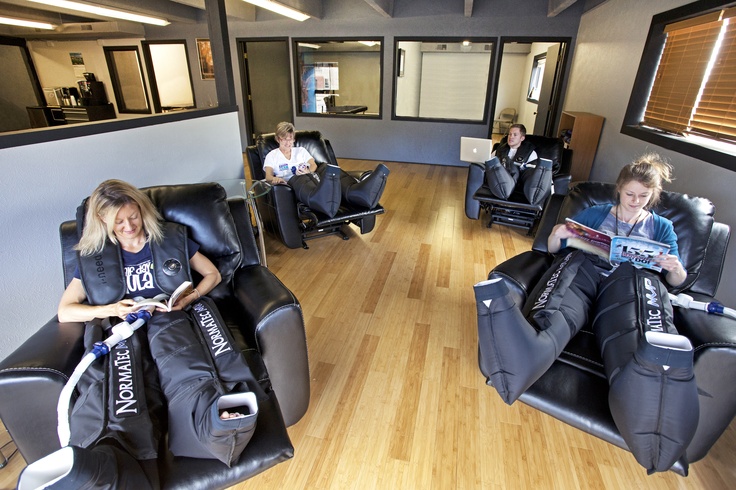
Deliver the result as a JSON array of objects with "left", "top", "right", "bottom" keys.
[{"left": 621, "top": 124, "right": 736, "bottom": 173}]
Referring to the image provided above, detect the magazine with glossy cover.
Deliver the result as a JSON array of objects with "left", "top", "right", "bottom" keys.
[
  {"left": 564, "top": 218, "right": 611, "bottom": 259},
  {"left": 564, "top": 218, "right": 669, "bottom": 271},
  {"left": 609, "top": 236, "right": 669, "bottom": 272}
]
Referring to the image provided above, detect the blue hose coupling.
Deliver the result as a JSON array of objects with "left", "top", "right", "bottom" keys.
[
  {"left": 126, "top": 309, "right": 152, "bottom": 323},
  {"left": 91, "top": 341, "right": 111, "bottom": 357},
  {"left": 707, "top": 302, "right": 725, "bottom": 315}
]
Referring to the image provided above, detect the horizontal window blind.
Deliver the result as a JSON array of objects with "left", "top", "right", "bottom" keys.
[
  {"left": 643, "top": 20, "right": 720, "bottom": 134},
  {"left": 690, "top": 20, "right": 736, "bottom": 140}
]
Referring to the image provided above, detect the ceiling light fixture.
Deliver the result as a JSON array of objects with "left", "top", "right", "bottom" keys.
[
  {"left": 298, "top": 42, "right": 321, "bottom": 49},
  {"left": 0, "top": 15, "right": 56, "bottom": 29},
  {"left": 243, "top": 0, "right": 310, "bottom": 22},
  {"left": 28, "top": 0, "right": 170, "bottom": 26}
]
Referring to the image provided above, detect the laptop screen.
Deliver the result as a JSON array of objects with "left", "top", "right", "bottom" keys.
[{"left": 460, "top": 137, "right": 494, "bottom": 164}]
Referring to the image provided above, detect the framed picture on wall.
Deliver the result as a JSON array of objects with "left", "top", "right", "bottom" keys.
[{"left": 197, "top": 39, "right": 215, "bottom": 80}]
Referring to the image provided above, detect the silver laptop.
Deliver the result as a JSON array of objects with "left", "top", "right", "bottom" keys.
[{"left": 460, "top": 137, "right": 494, "bottom": 164}]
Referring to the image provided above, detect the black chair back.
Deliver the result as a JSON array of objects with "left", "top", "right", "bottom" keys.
[{"left": 255, "top": 131, "right": 337, "bottom": 180}]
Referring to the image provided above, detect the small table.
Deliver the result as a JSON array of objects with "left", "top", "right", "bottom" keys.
[{"left": 217, "top": 179, "right": 272, "bottom": 267}]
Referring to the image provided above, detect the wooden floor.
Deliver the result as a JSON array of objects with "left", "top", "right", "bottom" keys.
[
  {"left": 234, "top": 160, "right": 736, "bottom": 490},
  {"left": 2, "top": 160, "right": 734, "bottom": 489}
]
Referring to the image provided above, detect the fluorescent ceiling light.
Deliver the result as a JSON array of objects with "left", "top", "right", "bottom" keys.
[
  {"left": 298, "top": 42, "right": 321, "bottom": 49},
  {"left": 28, "top": 0, "right": 170, "bottom": 26},
  {"left": 243, "top": 0, "right": 310, "bottom": 22},
  {"left": 358, "top": 40, "right": 378, "bottom": 47},
  {"left": 0, "top": 16, "right": 56, "bottom": 29}
]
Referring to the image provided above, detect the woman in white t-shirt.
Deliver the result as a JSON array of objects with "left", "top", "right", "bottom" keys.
[{"left": 263, "top": 122, "right": 389, "bottom": 218}]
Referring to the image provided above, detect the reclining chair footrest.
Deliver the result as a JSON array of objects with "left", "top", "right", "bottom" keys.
[{"left": 301, "top": 224, "right": 349, "bottom": 248}]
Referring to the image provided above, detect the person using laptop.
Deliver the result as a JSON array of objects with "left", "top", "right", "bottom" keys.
[{"left": 484, "top": 123, "right": 553, "bottom": 206}]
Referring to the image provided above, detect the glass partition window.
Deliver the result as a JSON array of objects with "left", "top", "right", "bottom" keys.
[
  {"left": 142, "top": 41, "right": 196, "bottom": 113},
  {"left": 393, "top": 39, "right": 495, "bottom": 123},
  {"left": 294, "top": 39, "right": 382, "bottom": 117},
  {"left": 104, "top": 46, "right": 150, "bottom": 114}
]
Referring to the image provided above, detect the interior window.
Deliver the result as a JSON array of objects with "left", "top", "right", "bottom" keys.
[
  {"left": 142, "top": 40, "right": 196, "bottom": 113},
  {"left": 104, "top": 46, "right": 151, "bottom": 114},
  {"left": 393, "top": 38, "right": 495, "bottom": 123},
  {"left": 623, "top": 2, "right": 736, "bottom": 172},
  {"left": 294, "top": 39, "right": 382, "bottom": 117}
]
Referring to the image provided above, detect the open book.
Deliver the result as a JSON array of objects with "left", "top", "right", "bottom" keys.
[
  {"left": 132, "top": 281, "right": 193, "bottom": 312},
  {"left": 565, "top": 218, "right": 670, "bottom": 272}
]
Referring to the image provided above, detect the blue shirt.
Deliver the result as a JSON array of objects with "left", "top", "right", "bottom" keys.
[
  {"left": 571, "top": 204, "right": 680, "bottom": 261},
  {"left": 74, "top": 238, "right": 199, "bottom": 299}
]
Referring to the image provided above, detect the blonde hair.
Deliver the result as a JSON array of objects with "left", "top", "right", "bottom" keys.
[
  {"left": 615, "top": 153, "right": 673, "bottom": 208},
  {"left": 75, "top": 179, "right": 163, "bottom": 256},
  {"left": 275, "top": 121, "right": 295, "bottom": 142}
]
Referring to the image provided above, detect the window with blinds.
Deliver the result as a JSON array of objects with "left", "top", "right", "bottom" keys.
[{"left": 643, "top": 7, "right": 736, "bottom": 143}]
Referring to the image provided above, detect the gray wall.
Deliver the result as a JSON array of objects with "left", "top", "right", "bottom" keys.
[
  {"left": 563, "top": 0, "right": 736, "bottom": 305},
  {"left": 0, "top": 111, "right": 245, "bottom": 361},
  {"left": 143, "top": 0, "right": 585, "bottom": 165}
]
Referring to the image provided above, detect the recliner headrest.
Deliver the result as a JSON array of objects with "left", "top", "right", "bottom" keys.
[
  {"left": 498, "top": 134, "right": 564, "bottom": 172},
  {"left": 74, "top": 183, "right": 241, "bottom": 300},
  {"left": 560, "top": 182, "right": 715, "bottom": 292},
  {"left": 257, "top": 130, "right": 333, "bottom": 166}
]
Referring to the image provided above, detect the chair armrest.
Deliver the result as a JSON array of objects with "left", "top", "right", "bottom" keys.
[
  {"left": 232, "top": 265, "right": 309, "bottom": 426},
  {"left": 552, "top": 173, "right": 571, "bottom": 196},
  {"left": 0, "top": 319, "right": 85, "bottom": 463},
  {"left": 672, "top": 299, "right": 736, "bottom": 462},
  {"left": 489, "top": 251, "right": 553, "bottom": 306},
  {"left": 532, "top": 193, "right": 566, "bottom": 252}
]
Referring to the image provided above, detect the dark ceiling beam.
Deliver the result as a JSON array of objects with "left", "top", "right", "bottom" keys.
[
  {"left": 364, "top": 0, "right": 393, "bottom": 18},
  {"left": 464, "top": 0, "right": 473, "bottom": 17},
  {"left": 548, "top": 0, "right": 578, "bottom": 17}
]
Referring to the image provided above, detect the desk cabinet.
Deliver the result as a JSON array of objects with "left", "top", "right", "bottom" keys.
[
  {"left": 62, "top": 104, "right": 116, "bottom": 123},
  {"left": 558, "top": 111, "right": 604, "bottom": 182},
  {"left": 27, "top": 104, "right": 117, "bottom": 128}
]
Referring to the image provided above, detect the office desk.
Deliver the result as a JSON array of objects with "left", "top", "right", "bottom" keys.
[{"left": 326, "top": 105, "right": 368, "bottom": 114}]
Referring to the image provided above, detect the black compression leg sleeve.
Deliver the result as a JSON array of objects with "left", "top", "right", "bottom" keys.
[
  {"left": 18, "top": 445, "right": 157, "bottom": 490},
  {"left": 289, "top": 164, "right": 341, "bottom": 217},
  {"left": 147, "top": 298, "right": 259, "bottom": 466},
  {"left": 69, "top": 323, "right": 164, "bottom": 461},
  {"left": 594, "top": 263, "right": 698, "bottom": 473},
  {"left": 341, "top": 163, "right": 390, "bottom": 208},
  {"left": 521, "top": 159, "right": 553, "bottom": 206},
  {"left": 484, "top": 157, "right": 518, "bottom": 200},
  {"left": 474, "top": 251, "right": 598, "bottom": 404}
]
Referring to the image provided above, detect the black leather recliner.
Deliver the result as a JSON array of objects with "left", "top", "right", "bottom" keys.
[
  {"left": 0, "top": 182, "right": 310, "bottom": 489},
  {"left": 465, "top": 134, "right": 572, "bottom": 235},
  {"left": 485, "top": 181, "right": 736, "bottom": 475},
  {"left": 246, "top": 130, "right": 385, "bottom": 249}
]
